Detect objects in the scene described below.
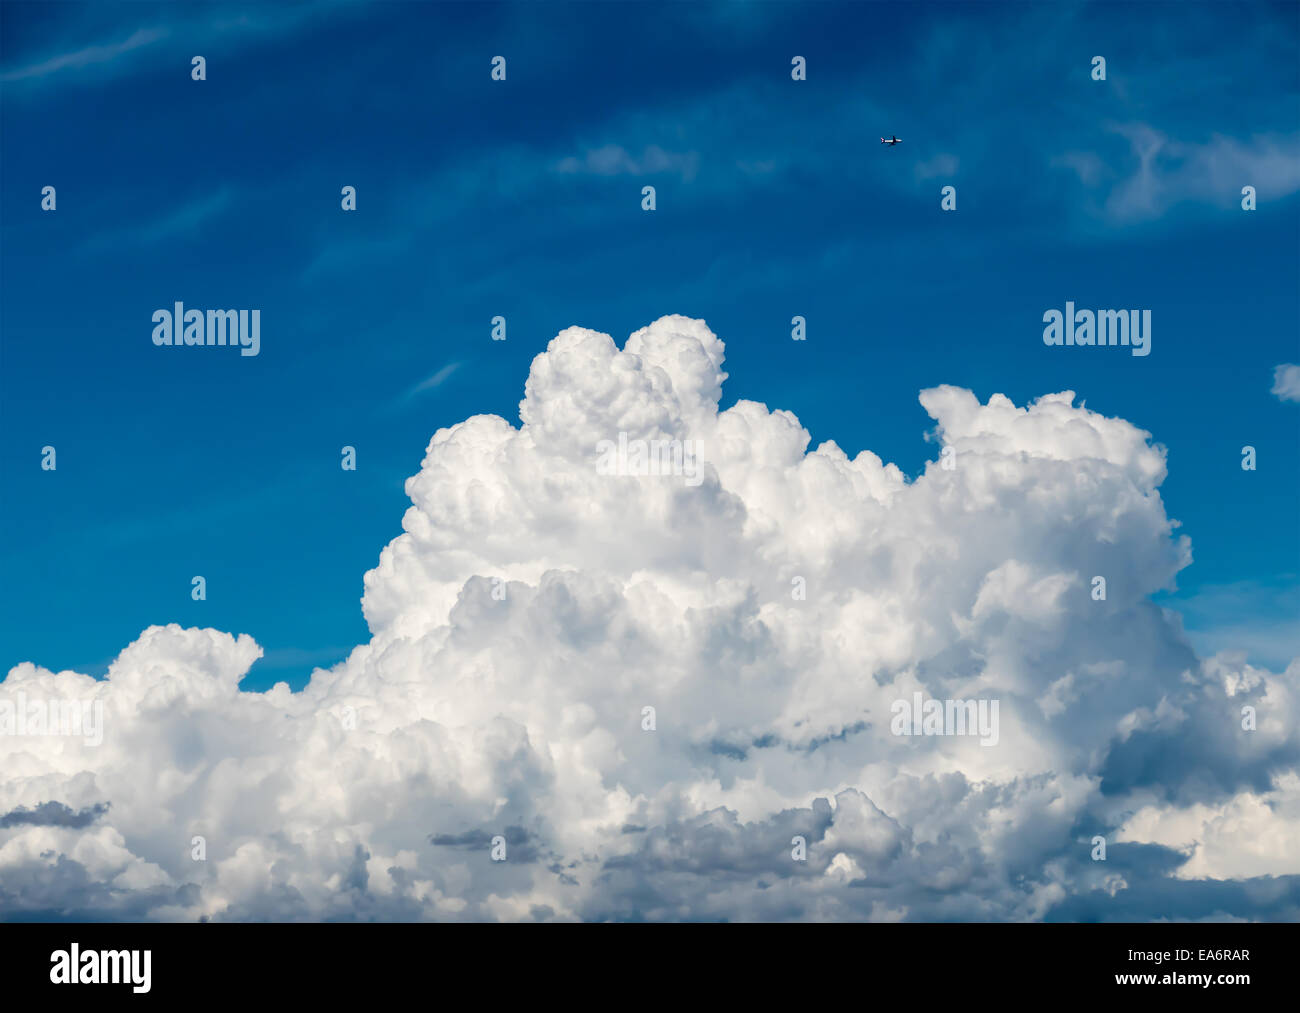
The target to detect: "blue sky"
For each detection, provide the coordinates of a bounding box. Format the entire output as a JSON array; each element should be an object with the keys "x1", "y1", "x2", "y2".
[{"x1": 2, "y1": 0, "x2": 1297, "y2": 691}]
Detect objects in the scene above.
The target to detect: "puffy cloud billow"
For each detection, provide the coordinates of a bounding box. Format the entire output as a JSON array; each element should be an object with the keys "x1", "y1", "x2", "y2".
[{"x1": 3, "y1": 316, "x2": 1298, "y2": 921}]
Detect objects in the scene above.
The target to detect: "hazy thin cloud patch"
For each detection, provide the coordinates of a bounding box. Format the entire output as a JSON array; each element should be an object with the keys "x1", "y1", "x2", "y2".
[
  {"x1": 556, "y1": 144, "x2": 700, "y2": 182},
  {"x1": 914, "y1": 153, "x2": 959, "y2": 182},
  {"x1": 1271, "y1": 364, "x2": 1300, "y2": 403}
]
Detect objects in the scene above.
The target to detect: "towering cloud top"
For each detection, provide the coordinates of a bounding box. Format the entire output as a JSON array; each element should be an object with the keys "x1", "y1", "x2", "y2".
[{"x1": 3, "y1": 317, "x2": 1297, "y2": 921}]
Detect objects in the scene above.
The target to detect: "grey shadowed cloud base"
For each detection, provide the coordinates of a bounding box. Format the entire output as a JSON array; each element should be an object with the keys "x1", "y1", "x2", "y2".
[{"x1": 2, "y1": 317, "x2": 1297, "y2": 921}]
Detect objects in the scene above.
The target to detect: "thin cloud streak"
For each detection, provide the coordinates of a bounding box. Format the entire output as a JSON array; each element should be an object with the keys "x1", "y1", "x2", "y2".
[{"x1": 0, "y1": 27, "x2": 168, "y2": 82}]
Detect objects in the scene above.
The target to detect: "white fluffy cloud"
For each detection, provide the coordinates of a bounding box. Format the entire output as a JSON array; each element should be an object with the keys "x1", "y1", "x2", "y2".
[{"x1": 3, "y1": 316, "x2": 1298, "y2": 921}]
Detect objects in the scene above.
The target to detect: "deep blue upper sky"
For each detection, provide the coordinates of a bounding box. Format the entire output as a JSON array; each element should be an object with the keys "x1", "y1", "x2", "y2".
[{"x1": 2, "y1": 0, "x2": 1297, "y2": 690}]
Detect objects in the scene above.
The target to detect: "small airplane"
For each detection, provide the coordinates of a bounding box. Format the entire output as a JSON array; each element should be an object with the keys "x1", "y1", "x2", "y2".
[{"x1": 880, "y1": 135, "x2": 901, "y2": 146}]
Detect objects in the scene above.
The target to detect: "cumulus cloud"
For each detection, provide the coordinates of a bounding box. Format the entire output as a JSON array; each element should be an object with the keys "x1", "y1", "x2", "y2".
[
  {"x1": 1116, "y1": 769, "x2": 1300, "y2": 880},
  {"x1": 3, "y1": 316, "x2": 1297, "y2": 921}
]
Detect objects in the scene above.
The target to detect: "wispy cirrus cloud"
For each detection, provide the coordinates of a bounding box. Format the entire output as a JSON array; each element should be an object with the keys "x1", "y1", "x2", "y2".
[
  {"x1": 1047, "y1": 124, "x2": 1300, "y2": 233},
  {"x1": 0, "y1": 26, "x2": 168, "y2": 83},
  {"x1": 83, "y1": 187, "x2": 237, "y2": 253},
  {"x1": 1102, "y1": 124, "x2": 1300, "y2": 223},
  {"x1": 1, "y1": 1, "x2": 361, "y2": 90},
  {"x1": 401, "y1": 362, "x2": 461, "y2": 404}
]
